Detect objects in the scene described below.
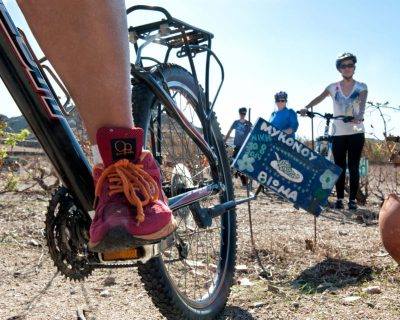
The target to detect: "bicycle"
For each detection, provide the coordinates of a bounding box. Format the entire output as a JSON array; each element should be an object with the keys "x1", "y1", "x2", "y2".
[
  {"x1": 298, "y1": 110, "x2": 354, "y2": 160},
  {"x1": 0, "y1": 4, "x2": 253, "y2": 319}
]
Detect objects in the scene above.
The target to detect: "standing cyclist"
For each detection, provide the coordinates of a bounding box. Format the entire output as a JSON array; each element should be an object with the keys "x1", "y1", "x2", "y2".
[
  {"x1": 300, "y1": 53, "x2": 368, "y2": 210},
  {"x1": 270, "y1": 91, "x2": 299, "y2": 137},
  {"x1": 225, "y1": 107, "x2": 253, "y2": 158},
  {"x1": 225, "y1": 107, "x2": 252, "y2": 186}
]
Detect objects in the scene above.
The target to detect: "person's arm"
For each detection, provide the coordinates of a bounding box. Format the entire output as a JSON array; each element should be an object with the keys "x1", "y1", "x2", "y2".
[
  {"x1": 305, "y1": 89, "x2": 330, "y2": 110},
  {"x1": 224, "y1": 122, "x2": 235, "y2": 143},
  {"x1": 354, "y1": 88, "x2": 368, "y2": 123},
  {"x1": 284, "y1": 110, "x2": 299, "y2": 134}
]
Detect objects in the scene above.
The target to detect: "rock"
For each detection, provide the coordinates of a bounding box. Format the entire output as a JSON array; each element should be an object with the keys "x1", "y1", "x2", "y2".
[
  {"x1": 13, "y1": 271, "x2": 21, "y2": 278},
  {"x1": 103, "y1": 276, "x2": 116, "y2": 287},
  {"x1": 27, "y1": 239, "x2": 40, "y2": 247},
  {"x1": 366, "y1": 302, "x2": 375, "y2": 308},
  {"x1": 362, "y1": 286, "x2": 382, "y2": 294},
  {"x1": 251, "y1": 301, "x2": 266, "y2": 308},
  {"x1": 70, "y1": 287, "x2": 76, "y2": 295},
  {"x1": 292, "y1": 302, "x2": 300, "y2": 309},
  {"x1": 99, "y1": 289, "x2": 111, "y2": 297},
  {"x1": 375, "y1": 251, "x2": 389, "y2": 257},
  {"x1": 237, "y1": 278, "x2": 253, "y2": 286},
  {"x1": 342, "y1": 296, "x2": 361, "y2": 304},
  {"x1": 316, "y1": 282, "x2": 333, "y2": 291},
  {"x1": 338, "y1": 230, "x2": 348, "y2": 236},
  {"x1": 235, "y1": 264, "x2": 248, "y2": 272},
  {"x1": 185, "y1": 260, "x2": 205, "y2": 268}
]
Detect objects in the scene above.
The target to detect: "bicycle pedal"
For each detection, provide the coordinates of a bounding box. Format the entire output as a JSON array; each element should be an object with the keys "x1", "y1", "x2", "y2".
[{"x1": 101, "y1": 247, "x2": 145, "y2": 261}]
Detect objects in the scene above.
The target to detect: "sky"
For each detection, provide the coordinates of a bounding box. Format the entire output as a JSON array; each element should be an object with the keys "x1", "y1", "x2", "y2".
[{"x1": 1, "y1": 0, "x2": 399, "y2": 139}]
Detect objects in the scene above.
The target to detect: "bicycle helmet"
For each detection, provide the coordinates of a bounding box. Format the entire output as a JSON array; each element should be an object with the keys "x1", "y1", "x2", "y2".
[
  {"x1": 238, "y1": 107, "x2": 247, "y2": 114},
  {"x1": 336, "y1": 53, "x2": 357, "y2": 70},
  {"x1": 274, "y1": 91, "x2": 288, "y2": 102}
]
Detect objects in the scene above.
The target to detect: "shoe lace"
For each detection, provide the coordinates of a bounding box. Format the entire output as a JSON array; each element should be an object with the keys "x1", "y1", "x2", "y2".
[{"x1": 95, "y1": 159, "x2": 159, "y2": 223}]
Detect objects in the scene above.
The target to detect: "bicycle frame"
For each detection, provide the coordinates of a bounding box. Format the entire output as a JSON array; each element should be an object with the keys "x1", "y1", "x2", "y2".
[
  {"x1": 0, "y1": 2, "x2": 93, "y2": 211},
  {"x1": 0, "y1": 2, "x2": 225, "y2": 214}
]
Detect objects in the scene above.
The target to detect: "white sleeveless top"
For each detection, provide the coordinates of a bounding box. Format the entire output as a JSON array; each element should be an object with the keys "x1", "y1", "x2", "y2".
[{"x1": 326, "y1": 81, "x2": 368, "y2": 136}]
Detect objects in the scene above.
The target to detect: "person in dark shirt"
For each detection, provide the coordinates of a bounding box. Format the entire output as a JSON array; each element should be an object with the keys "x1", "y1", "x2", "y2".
[
  {"x1": 225, "y1": 107, "x2": 253, "y2": 187},
  {"x1": 225, "y1": 107, "x2": 253, "y2": 158},
  {"x1": 270, "y1": 91, "x2": 299, "y2": 137}
]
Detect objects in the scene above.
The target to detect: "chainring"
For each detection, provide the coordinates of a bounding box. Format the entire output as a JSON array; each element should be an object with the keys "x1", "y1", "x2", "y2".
[{"x1": 45, "y1": 186, "x2": 96, "y2": 280}]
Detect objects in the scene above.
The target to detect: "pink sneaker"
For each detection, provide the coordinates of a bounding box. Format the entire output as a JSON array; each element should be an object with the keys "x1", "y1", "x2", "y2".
[{"x1": 88, "y1": 127, "x2": 176, "y2": 252}]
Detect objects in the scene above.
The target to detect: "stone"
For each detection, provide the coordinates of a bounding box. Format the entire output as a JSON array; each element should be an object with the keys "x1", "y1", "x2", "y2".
[
  {"x1": 362, "y1": 286, "x2": 382, "y2": 294},
  {"x1": 27, "y1": 239, "x2": 40, "y2": 247},
  {"x1": 103, "y1": 276, "x2": 116, "y2": 287},
  {"x1": 342, "y1": 296, "x2": 361, "y2": 304},
  {"x1": 99, "y1": 289, "x2": 111, "y2": 297},
  {"x1": 235, "y1": 264, "x2": 248, "y2": 272},
  {"x1": 237, "y1": 278, "x2": 253, "y2": 286},
  {"x1": 252, "y1": 301, "x2": 266, "y2": 308}
]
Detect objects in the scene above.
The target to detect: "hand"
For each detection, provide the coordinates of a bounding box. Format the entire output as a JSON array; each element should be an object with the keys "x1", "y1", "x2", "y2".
[
  {"x1": 284, "y1": 128, "x2": 293, "y2": 134},
  {"x1": 298, "y1": 108, "x2": 308, "y2": 116}
]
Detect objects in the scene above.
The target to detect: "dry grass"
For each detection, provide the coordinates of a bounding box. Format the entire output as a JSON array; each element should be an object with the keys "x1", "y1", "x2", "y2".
[{"x1": 0, "y1": 169, "x2": 399, "y2": 319}]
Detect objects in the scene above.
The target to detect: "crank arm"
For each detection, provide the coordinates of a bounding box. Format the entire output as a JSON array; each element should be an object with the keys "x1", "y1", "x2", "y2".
[{"x1": 191, "y1": 192, "x2": 259, "y2": 228}]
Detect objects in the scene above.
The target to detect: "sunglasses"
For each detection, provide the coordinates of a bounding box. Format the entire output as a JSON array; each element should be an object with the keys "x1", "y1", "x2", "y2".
[
  {"x1": 239, "y1": 112, "x2": 246, "y2": 115},
  {"x1": 339, "y1": 63, "x2": 355, "y2": 69},
  {"x1": 276, "y1": 100, "x2": 286, "y2": 103}
]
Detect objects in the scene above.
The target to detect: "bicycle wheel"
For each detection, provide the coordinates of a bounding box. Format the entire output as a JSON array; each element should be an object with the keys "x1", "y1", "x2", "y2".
[{"x1": 132, "y1": 64, "x2": 237, "y2": 319}]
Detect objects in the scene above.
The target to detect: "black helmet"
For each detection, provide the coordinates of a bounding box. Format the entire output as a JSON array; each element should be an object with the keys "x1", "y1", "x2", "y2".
[
  {"x1": 336, "y1": 53, "x2": 357, "y2": 70},
  {"x1": 238, "y1": 107, "x2": 247, "y2": 114},
  {"x1": 274, "y1": 91, "x2": 288, "y2": 102}
]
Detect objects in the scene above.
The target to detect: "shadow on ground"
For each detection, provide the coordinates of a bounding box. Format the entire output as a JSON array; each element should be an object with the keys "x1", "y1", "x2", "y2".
[
  {"x1": 292, "y1": 258, "x2": 373, "y2": 294},
  {"x1": 223, "y1": 306, "x2": 255, "y2": 320},
  {"x1": 323, "y1": 206, "x2": 379, "y2": 225}
]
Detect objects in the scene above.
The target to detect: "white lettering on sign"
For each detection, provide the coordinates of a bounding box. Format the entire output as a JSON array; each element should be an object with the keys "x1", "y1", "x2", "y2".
[
  {"x1": 257, "y1": 170, "x2": 298, "y2": 202},
  {"x1": 260, "y1": 121, "x2": 317, "y2": 162}
]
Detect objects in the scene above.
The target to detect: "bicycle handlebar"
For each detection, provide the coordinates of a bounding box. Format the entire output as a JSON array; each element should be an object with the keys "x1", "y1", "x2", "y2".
[{"x1": 296, "y1": 110, "x2": 355, "y2": 123}]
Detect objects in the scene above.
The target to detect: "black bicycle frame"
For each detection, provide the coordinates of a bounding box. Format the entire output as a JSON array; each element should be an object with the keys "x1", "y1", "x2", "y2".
[
  {"x1": 0, "y1": 2, "x2": 93, "y2": 211},
  {"x1": 0, "y1": 2, "x2": 223, "y2": 213}
]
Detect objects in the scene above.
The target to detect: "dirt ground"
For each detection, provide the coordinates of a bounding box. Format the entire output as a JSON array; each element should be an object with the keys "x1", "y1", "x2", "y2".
[{"x1": 0, "y1": 181, "x2": 399, "y2": 320}]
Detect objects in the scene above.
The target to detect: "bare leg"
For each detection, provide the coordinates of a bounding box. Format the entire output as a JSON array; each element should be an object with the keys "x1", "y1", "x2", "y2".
[
  {"x1": 17, "y1": 0, "x2": 133, "y2": 143},
  {"x1": 17, "y1": 1, "x2": 176, "y2": 251}
]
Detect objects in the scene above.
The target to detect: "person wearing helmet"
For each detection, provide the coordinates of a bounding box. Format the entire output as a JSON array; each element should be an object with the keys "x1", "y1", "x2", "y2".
[
  {"x1": 225, "y1": 107, "x2": 252, "y2": 186},
  {"x1": 300, "y1": 53, "x2": 368, "y2": 210},
  {"x1": 270, "y1": 91, "x2": 299, "y2": 137}
]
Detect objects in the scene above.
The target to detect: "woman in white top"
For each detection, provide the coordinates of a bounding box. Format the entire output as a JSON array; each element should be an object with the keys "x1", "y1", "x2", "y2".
[{"x1": 301, "y1": 53, "x2": 367, "y2": 210}]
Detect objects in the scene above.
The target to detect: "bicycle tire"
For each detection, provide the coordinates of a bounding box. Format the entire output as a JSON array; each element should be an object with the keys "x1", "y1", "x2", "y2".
[{"x1": 132, "y1": 64, "x2": 237, "y2": 320}]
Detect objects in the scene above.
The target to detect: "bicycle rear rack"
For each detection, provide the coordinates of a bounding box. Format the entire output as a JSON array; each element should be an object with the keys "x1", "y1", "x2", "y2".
[{"x1": 127, "y1": 5, "x2": 224, "y2": 117}]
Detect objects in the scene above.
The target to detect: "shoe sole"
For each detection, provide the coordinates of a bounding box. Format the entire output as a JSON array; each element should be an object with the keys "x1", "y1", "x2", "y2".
[{"x1": 88, "y1": 218, "x2": 177, "y2": 253}]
